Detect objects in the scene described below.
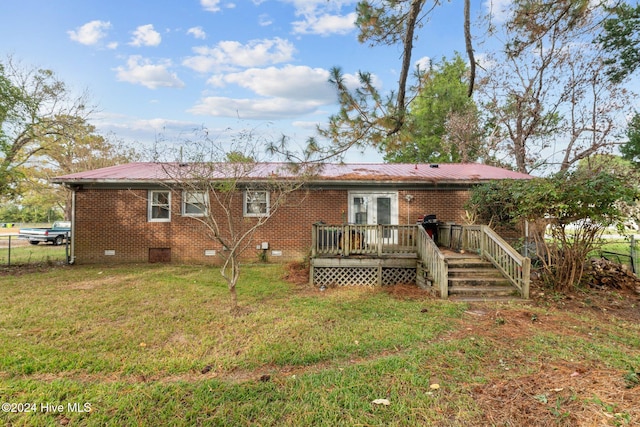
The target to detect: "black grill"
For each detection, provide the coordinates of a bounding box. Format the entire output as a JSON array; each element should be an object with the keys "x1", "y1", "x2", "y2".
[{"x1": 419, "y1": 214, "x2": 439, "y2": 240}]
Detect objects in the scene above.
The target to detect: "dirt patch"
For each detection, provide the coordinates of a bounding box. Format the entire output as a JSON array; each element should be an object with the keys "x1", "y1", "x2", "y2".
[
  {"x1": 453, "y1": 280, "x2": 640, "y2": 426},
  {"x1": 471, "y1": 361, "x2": 640, "y2": 426},
  {"x1": 533, "y1": 278, "x2": 640, "y2": 323},
  {"x1": 283, "y1": 261, "x2": 309, "y2": 285}
]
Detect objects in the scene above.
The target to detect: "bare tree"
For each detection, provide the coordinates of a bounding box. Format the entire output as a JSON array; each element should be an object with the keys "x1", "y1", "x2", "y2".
[
  {"x1": 443, "y1": 109, "x2": 484, "y2": 163},
  {"x1": 157, "y1": 131, "x2": 317, "y2": 310},
  {"x1": 556, "y1": 54, "x2": 629, "y2": 171},
  {"x1": 479, "y1": 3, "x2": 633, "y2": 174},
  {"x1": 478, "y1": 28, "x2": 568, "y2": 173}
]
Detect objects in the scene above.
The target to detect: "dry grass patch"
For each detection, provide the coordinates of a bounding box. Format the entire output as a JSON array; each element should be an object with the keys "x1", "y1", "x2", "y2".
[{"x1": 444, "y1": 282, "x2": 640, "y2": 427}]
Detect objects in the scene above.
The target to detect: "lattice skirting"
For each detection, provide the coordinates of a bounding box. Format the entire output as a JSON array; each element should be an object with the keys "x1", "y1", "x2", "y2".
[{"x1": 313, "y1": 267, "x2": 416, "y2": 287}]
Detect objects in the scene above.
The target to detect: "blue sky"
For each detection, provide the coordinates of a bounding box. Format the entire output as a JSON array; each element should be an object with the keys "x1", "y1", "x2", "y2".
[{"x1": 0, "y1": 0, "x2": 487, "y2": 162}]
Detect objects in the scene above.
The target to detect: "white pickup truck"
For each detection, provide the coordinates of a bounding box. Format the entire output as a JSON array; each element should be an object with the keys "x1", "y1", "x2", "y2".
[{"x1": 18, "y1": 221, "x2": 71, "y2": 245}]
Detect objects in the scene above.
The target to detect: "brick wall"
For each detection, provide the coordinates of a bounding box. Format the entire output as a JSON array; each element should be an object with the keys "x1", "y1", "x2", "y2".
[
  {"x1": 397, "y1": 189, "x2": 471, "y2": 225},
  {"x1": 72, "y1": 186, "x2": 471, "y2": 264}
]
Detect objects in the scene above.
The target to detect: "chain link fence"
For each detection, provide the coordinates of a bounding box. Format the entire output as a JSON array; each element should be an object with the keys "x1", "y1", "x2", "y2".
[
  {"x1": 0, "y1": 226, "x2": 70, "y2": 267},
  {"x1": 597, "y1": 235, "x2": 638, "y2": 277}
]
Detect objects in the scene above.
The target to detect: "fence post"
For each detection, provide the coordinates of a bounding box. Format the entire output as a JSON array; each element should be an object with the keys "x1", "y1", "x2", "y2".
[
  {"x1": 462, "y1": 227, "x2": 468, "y2": 251},
  {"x1": 8, "y1": 235, "x2": 11, "y2": 267},
  {"x1": 521, "y1": 257, "x2": 531, "y2": 299},
  {"x1": 479, "y1": 225, "x2": 487, "y2": 257},
  {"x1": 632, "y1": 235, "x2": 637, "y2": 276},
  {"x1": 440, "y1": 262, "x2": 448, "y2": 298},
  {"x1": 343, "y1": 225, "x2": 350, "y2": 257},
  {"x1": 311, "y1": 224, "x2": 318, "y2": 258},
  {"x1": 65, "y1": 232, "x2": 70, "y2": 264}
]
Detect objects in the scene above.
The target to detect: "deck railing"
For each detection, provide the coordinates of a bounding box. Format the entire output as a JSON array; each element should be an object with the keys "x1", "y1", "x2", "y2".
[
  {"x1": 439, "y1": 224, "x2": 530, "y2": 298},
  {"x1": 311, "y1": 223, "x2": 530, "y2": 299},
  {"x1": 311, "y1": 223, "x2": 418, "y2": 257},
  {"x1": 415, "y1": 227, "x2": 448, "y2": 297}
]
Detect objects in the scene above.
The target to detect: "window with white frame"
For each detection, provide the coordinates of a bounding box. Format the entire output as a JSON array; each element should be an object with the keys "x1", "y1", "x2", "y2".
[
  {"x1": 244, "y1": 190, "x2": 269, "y2": 217},
  {"x1": 148, "y1": 190, "x2": 171, "y2": 222},
  {"x1": 182, "y1": 191, "x2": 208, "y2": 217}
]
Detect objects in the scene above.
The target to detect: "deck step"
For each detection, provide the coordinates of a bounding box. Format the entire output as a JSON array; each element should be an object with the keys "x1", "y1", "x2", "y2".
[
  {"x1": 448, "y1": 276, "x2": 511, "y2": 287},
  {"x1": 449, "y1": 295, "x2": 530, "y2": 303},
  {"x1": 448, "y1": 268, "x2": 504, "y2": 278},
  {"x1": 448, "y1": 285, "x2": 520, "y2": 297},
  {"x1": 447, "y1": 259, "x2": 494, "y2": 269},
  {"x1": 445, "y1": 253, "x2": 523, "y2": 300}
]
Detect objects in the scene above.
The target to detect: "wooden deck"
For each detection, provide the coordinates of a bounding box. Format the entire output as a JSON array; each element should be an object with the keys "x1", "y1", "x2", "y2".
[{"x1": 310, "y1": 223, "x2": 531, "y2": 299}]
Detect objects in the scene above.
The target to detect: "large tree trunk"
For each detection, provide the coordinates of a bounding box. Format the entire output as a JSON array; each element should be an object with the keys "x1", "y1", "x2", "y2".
[{"x1": 464, "y1": 0, "x2": 475, "y2": 97}]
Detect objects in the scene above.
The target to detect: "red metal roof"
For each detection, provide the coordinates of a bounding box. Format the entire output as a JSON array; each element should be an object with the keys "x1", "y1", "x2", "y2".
[
  {"x1": 52, "y1": 162, "x2": 533, "y2": 184},
  {"x1": 317, "y1": 163, "x2": 532, "y2": 181}
]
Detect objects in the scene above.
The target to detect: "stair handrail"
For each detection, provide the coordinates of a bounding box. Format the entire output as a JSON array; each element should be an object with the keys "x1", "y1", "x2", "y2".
[
  {"x1": 464, "y1": 225, "x2": 530, "y2": 299},
  {"x1": 416, "y1": 227, "x2": 448, "y2": 298}
]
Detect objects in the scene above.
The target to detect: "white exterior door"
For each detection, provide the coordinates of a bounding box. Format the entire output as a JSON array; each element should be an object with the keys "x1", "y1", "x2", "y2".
[{"x1": 348, "y1": 192, "x2": 398, "y2": 243}]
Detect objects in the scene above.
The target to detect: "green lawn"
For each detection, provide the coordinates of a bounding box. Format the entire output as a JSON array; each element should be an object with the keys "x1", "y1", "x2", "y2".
[
  {"x1": 0, "y1": 264, "x2": 638, "y2": 426},
  {"x1": 0, "y1": 242, "x2": 68, "y2": 267}
]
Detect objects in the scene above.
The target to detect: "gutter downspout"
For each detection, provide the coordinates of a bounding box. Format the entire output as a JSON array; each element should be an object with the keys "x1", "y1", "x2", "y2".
[{"x1": 69, "y1": 188, "x2": 76, "y2": 264}]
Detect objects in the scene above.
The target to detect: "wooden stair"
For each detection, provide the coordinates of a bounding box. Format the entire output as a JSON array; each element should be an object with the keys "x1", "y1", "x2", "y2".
[{"x1": 446, "y1": 253, "x2": 524, "y2": 302}]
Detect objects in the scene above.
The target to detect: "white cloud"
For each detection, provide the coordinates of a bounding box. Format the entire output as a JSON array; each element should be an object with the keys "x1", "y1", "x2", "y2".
[
  {"x1": 68, "y1": 20, "x2": 112, "y2": 46},
  {"x1": 90, "y1": 112, "x2": 200, "y2": 154},
  {"x1": 94, "y1": 112, "x2": 193, "y2": 132},
  {"x1": 283, "y1": 0, "x2": 355, "y2": 16},
  {"x1": 292, "y1": 12, "x2": 356, "y2": 35},
  {"x1": 258, "y1": 14, "x2": 273, "y2": 27},
  {"x1": 292, "y1": 120, "x2": 322, "y2": 130},
  {"x1": 183, "y1": 56, "x2": 220, "y2": 75},
  {"x1": 341, "y1": 71, "x2": 383, "y2": 92},
  {"x1": 201, "y1": 0, "x2": 235, "y2": 12},
  {"x1": 414, "y1": 56, "x2": 431, "y2": 72},
  {"x1": 129, "y1": 24, "x2": 162, "y2": 47},
  {"x1": 475, "y1": 53, "x2": 497, "y2": 71},
  {"x1": 187, "y1": 26, "x2": 206, "y2": 39},
  {"x1": 115, "y1": 56, "x2": 185, "y2": 89},
  {"x1": 183, "y1": 37, "x2": 296, "y2": 72},
  {"x1": 212, "y1": 65, "x2": 335, "y2": 102},
  {"x1": 201, "y1": 0, "x2": 220, "y2": 12},
  {"x1": 483, "y1": 0, "x2": 513, "y2": 24},
  {"x1": 280, "y1": 0, "x2": 357, "y2": 35},
  {"x1": 189, "y1": 65, "x2": 340, "y2": 120},
  {"x1": 188, "y1": 96, "x2": 326, "y2": 120},
  {"x1": 129, "y1": 118, "x2": 195, "y2": 132},
  {"x1": 200, "y1": 0, "x2": 236, "y2": 12}
]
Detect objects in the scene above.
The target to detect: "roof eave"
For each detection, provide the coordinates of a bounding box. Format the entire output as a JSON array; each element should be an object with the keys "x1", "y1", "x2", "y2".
[{"x1": 51, "y1": 177, "x2": 529, "y2": 187}]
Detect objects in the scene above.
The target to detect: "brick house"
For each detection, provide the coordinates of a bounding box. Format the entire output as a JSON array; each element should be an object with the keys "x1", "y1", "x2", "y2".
[{"x1": 52, "y1": 162, "x2": 532, "y2": 265}]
